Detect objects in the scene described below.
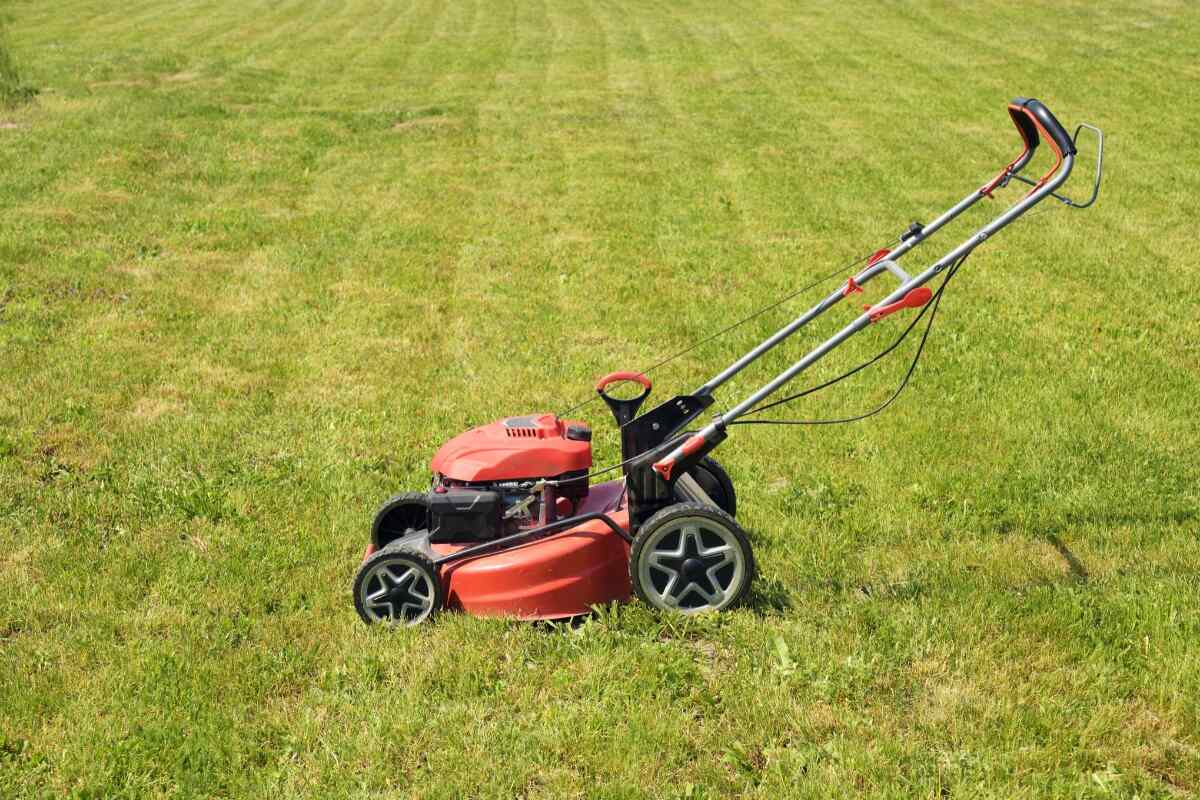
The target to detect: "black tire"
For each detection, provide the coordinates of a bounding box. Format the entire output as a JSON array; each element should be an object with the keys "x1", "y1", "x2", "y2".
[
  {"x1": 630, "y1": 502, "x2": 754, "y2": 614},
  {"x1": 681, "y1": 455, "x2": 737, "y2": 517},
  {"x1": 353, "y1": 541, "x2": 444, "y2": 625},
  {"x1": 371, "y1": 492, "x2": 429, "y2": 548}
]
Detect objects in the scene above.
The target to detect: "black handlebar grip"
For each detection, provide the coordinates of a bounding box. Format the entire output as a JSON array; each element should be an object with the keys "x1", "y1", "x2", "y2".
[
  {"x1": 1011, "y1": 97, "x2": 1077, "y2": 157},
  {"x1": 1007, "y1": 101, "x2": 1040, "y2": 153}
]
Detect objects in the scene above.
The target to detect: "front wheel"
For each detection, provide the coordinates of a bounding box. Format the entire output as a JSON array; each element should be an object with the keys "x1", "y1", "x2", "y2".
[
  {"x1": 353, "y1": 541, "x2": 443, "y2": 625},
  {"x1": 630, "y1": 502, "x2": 754, "y2": 614}
]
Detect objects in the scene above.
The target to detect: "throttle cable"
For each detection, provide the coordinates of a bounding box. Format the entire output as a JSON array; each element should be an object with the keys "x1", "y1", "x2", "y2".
[
  {"x1": 729, "y1": 248, "x2": 974, "y2": 426},
  {"x1": 547, "y1": 248, "x2": 973, "y2": 484},
  {"x1": 557, "y1": 244, "x2": 895, "y2": 417}
]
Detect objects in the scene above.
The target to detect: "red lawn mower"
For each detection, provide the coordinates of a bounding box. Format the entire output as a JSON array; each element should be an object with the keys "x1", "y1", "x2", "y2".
[{"x1": 353, "y1": 97, "x2": 1103, "y2": 625}]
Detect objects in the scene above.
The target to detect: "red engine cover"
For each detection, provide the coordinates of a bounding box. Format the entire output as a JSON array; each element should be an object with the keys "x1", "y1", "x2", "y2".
[{"x1": 431, "y1": 413, "x2": 592, "y2": 482}]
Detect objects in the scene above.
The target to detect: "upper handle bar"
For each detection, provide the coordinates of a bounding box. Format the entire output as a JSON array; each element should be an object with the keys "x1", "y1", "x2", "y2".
[
  {"x1": 986, "y1": 97, "x2": 1093, "y2": 201},
  {"x1": 1009, "y1": 123, "x2": 1104, "y2": 209},
  {"x1": 1008, "y1": 97, "x2": 1077, "y2": 158}
]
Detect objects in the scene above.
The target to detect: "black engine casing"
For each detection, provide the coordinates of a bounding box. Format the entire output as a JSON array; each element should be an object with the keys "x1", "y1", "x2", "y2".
[{"x1": 429, "y1": 490, "x2": 503, "y2": 542}]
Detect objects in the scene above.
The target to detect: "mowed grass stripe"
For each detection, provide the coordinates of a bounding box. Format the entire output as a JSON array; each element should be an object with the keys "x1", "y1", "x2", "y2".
[{"x1": 2, "y1": 0, "x2": 1199, "y2": 797}]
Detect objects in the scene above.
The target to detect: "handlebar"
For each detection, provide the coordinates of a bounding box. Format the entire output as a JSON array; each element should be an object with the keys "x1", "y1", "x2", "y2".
[
  {"x1": 983, "y1": 96, "x2": 1081, "y2": 198},
  {"x1": 1008, "y1": 97, "x2": 1077, "y2": 158}
]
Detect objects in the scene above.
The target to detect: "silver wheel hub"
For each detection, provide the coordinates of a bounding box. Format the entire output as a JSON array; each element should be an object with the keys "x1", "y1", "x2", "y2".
[
  {"x1": 360, "y1": 558, "x2": 436, "y2": 625},
  {"x1": 637, "y1": 515, "x2": 745, "y2": 613}
]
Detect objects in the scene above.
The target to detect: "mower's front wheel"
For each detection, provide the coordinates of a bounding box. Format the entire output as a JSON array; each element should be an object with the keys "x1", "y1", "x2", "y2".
[
  {"x1": 353, "y1": 541, "x2": 443, "y2": 626},
  {"x1": 630, "y1": 502, "x2": 754, "y2": 615}
]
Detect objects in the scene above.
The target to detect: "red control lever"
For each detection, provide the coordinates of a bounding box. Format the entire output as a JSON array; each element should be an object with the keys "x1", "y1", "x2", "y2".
[
  {"x1": 842, "y1": 249, "x2": 892, "y2": 298},
  {"x1": 651, "y1": 459, "x2": 675, "y2": 481},
  {"x1": 865, "y1": 287, "x2": 932, "y2": 323},
  {"x1": 866, "y1": 248, "x2": 892, "y2": 266}
]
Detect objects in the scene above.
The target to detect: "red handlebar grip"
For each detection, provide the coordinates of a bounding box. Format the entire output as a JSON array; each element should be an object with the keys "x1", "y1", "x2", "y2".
[
  {"x1": 595, "y1": 371, "x2": 652, "y2": 393},
  {"x1": 679, "y1": 433, "x2": 707, "y2": 458},
  {"x1": 651, "y1": 434, "x2": 706, "y2": 482}
]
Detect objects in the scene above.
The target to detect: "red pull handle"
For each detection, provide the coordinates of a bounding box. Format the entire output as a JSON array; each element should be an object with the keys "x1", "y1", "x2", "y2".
[
  {"x1": 595, "y1": 371, "x2": 652, "y2": 393},
  {"x1": 865, "y1": 287, "x2": 932, "y2": 323}
]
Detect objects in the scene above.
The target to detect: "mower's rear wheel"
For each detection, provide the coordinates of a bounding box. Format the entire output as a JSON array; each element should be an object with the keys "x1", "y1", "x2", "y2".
[
  {"x1": 681, "y1": 456, "x2": 737, "y2": 517},
  {"x1": 371, "y1": 492, "x2": 429, "y2": 548},
  {"x1": 630, "y1": 502, "x2": 754, "y2": 614},
  {"x1": 353, "y1": 541, "x2": 443, "y2": 625}
]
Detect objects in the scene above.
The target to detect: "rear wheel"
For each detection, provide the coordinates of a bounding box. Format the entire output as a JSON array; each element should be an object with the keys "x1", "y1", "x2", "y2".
[
  {"x1": 630, "y1": 502, "x2": 754, "y2": 614},
  {"x1": 371, "y1": 492, "x2": 429, "y2": 548},
  {"x1": 353, "y1": 541, "x2": 443, "y2": 625},
  {"x1": 681, "y1": 456, "x2": 737, "y2": 517}
]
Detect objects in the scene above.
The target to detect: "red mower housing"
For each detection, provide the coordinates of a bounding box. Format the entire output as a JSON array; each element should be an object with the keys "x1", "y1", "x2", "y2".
[
  {"x1": 437, "y1": 480, "x2": 631, "y2": 619},
  {"x1": 430, "y1": 418, "x2": 625, "y2": 619},
  {"x1": 358, "y1": 413, "x2": 634, "y2": 622}
]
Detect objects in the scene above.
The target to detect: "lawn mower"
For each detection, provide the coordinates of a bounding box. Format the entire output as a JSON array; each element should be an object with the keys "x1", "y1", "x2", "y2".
[{"x1": 353, "y1": 97, "x2": 1104, "y2": 625}]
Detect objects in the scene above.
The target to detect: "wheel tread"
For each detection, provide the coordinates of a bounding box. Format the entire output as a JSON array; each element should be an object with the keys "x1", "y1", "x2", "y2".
[
  {"x1": 630, "y1": 502, "x2": 755, "y2": 613},
  {"x1": 353, "y1": 540, "x2": 444, "y2": 625}
]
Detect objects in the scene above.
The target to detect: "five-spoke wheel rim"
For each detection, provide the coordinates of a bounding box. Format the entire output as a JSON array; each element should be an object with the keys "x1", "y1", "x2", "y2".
[
  {"x1": 359, "y1": 558, "x2": 437, "y2": 625},
  {"x1": 636, "y1": 515, "x2": 746, "y2": 613}
]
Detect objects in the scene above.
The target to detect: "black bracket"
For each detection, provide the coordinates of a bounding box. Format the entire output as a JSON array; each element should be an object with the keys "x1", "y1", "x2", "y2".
[{"x1": 900, "y1": 221, "x2": 925, "y2": 242}]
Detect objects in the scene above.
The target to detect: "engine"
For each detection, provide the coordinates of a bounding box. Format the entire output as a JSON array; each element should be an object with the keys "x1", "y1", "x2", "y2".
[{"x1": 373, "y1": 414, "x2": 594, "y2": 547}]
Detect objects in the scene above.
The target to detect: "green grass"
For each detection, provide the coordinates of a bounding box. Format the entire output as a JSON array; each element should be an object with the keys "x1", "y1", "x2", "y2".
[
  {"x1": 0, "y1": 15, "x2": 34, "y2": 109},
  {"x1": 2, "y1": 0, "x2": 1198, "y2": 797}
]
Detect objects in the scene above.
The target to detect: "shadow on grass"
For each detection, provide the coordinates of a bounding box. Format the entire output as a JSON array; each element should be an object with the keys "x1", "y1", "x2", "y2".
[
  {"x1": 1046, "y1": 532, "x2": 1089, "y2": 582},
  {"x1": 1038, "y1": 507, "x2": 1197, "y2": 584},
  {"x1": 524, "y1": 577, "x2": 793, "y2": 632},
  {"x1": 744, "y1": 575, "x2": 793, "y2": 615},
  {"x1": 1, "y1": 28, "x2": 38, "y2": 109}
]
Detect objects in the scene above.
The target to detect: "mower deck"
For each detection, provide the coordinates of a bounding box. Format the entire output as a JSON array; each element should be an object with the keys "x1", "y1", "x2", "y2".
[{"x1": 437, "y1": 480, "x2": 630, "y2": 619}]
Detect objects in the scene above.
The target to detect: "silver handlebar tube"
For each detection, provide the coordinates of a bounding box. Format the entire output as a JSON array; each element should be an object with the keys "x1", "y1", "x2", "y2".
[
  {"x1": 714, "y1": 151, "x2": 1075, "y2": 426},
  {"x1": 695, "y1": 148, "x2": 1037, "y2": 397}
]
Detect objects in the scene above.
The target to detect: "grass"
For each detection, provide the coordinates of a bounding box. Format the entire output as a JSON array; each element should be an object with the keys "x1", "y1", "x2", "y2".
[
  {"x1": 0, "y1": 17, "x2": 34, "y2": 109},
  {"x1": 1, "y1": 0, "x2": 1198, "y2": 797}
]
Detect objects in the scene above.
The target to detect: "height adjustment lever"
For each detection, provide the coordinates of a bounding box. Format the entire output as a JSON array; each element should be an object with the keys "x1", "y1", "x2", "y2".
[{"x1": 865, "y1": 287, "x2": 932, "y2": 323}]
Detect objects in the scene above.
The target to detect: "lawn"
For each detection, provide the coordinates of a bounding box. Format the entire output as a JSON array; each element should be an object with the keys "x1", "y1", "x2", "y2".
[{"x1": 2, "y1": 0, "x2": 1198, "y2": 797}]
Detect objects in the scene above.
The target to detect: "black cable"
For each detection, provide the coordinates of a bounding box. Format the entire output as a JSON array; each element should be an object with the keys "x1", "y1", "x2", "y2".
[
  {"x1": 739, "y1": 283, "x2": 936, "y2": 417},
  {"x1": 729, "y1": 248, "x2": 973, "y2": 427},
  {"x1": 557, "y1": 251, "x2": 971, "y2": 482},
  {"x1": 542, "y1": 452, "x2": 648, "y2": 486},
  {"x1": 557, "y1": 245, "x2": 893, "y2": 417}
]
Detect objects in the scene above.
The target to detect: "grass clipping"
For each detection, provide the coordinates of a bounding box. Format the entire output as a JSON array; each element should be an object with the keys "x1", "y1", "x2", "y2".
[{"x1": 0, "y1": 23, "x2": 36, "y2": 108}]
